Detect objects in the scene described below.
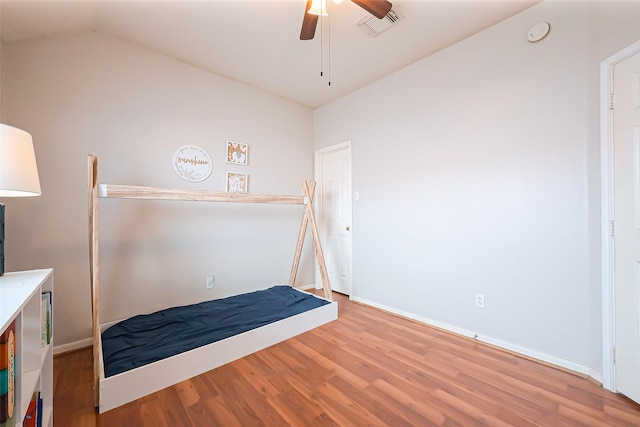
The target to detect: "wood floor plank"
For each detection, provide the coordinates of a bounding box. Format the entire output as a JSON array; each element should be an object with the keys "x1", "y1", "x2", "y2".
[
  {"x1": 326, "y1": 374, "x2": 417, "y2": 427},
  {"x1": 174, "y1": 379, "x2": 201, "y2": 408},
  {"x1": 210, "y1": 365, "x2": 267, "y2": 426},
  {"x1": 437, "y1": 380, "x2": 539, "y2": 427},
  {"x1": 455, "y1": 371, "x2": 560, "y2": 424},
  {"x1": 370, "y1": 378, "x2": 447, "y2": 425},
  {"x1": 288, "y1": 340, "x2": 370, "y2": 389},
  {"x1": 430, "y1": 387, "x2": 515, "y2": 427},
  {"x1": 313, "y1": 378, "x2": 388, "y2": 426},
  {"x1": 232, "y1": 355, "x2": 282, "y2": 399},
  {"x1": 605, "y1": 401, "x2": 640, "y2": 425},
  {"x1": 201, "y1": 395, "x2": 242, "y2": 427},
  {"x1": 181, "y1": 399, "x2": 221, "y2": 426},
  {"x1": 268, "y1": 384, "x2": 325, "y2": 426},
  {"x1": 53, "y1": 291, "x2": 640, "y2": 426},
  {"x1": 227, "y1": 371, "x2": 290, "y2": 426}
]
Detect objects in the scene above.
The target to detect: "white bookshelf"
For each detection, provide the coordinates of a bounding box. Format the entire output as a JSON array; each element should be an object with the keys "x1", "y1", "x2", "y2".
[{"x1": 0, "y1": 269, "x2": 53, "y2": 427}]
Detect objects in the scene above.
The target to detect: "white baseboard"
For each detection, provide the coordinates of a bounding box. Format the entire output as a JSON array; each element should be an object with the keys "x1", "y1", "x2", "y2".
[
  {"x1": 588, "y1": 367, "x2": 603, "y2": 385},
  {"x1": 54, "y1": 337, "x2": 92, "y2": 355},
  {"x1": 351, "y1": 296, "x2": 601, "y2": 382}
]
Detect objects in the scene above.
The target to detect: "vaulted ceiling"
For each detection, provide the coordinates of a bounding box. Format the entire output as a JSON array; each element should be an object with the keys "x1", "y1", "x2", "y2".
[{"x1": 1, "y1": 0, "x2": 540, "y2": 108}]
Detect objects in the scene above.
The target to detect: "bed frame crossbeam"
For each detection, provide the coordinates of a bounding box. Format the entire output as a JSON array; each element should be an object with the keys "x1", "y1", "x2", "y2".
[
  {"x1": 98, "y1": 184, "x2": 306, "y2": 204},
  {"x1": 87, "y1": 155, "x2": 333, "y2": 409}
]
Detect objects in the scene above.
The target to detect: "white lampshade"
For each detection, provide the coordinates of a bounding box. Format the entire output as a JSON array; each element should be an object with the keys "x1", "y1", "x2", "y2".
[{"x1": 0, "y1": 124, "x2": 41, "y2": 197}]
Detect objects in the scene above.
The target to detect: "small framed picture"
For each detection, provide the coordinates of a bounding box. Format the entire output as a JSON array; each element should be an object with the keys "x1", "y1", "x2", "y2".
[
  {"x1": 226, "y1": 141, "x2": 248, "y2": 165},
  {"x1": 226, "y1": 172, "x2": 248, "y2": 193}
]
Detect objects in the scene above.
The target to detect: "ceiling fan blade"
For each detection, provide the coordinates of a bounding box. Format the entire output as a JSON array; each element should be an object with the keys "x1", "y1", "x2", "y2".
[
  {"x1": 351, "y1": 0, "x2": 392, "y2": 19},
  {"x1": 300, "y1": 0, "x2": 319, "y2": 40}
]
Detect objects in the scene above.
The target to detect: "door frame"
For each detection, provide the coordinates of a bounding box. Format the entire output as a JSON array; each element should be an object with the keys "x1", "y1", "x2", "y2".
[
  {"x1": 314, "y1": 141, "x2": 353, "y2": 297},
  {"x1": 600, "y1": 39, "x2": 640, "y2": 392}
]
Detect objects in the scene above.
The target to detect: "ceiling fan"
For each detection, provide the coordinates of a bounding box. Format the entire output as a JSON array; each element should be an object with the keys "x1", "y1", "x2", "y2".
[{"x1": 300, "y1": 0, "x2": 393, "y2": 40}]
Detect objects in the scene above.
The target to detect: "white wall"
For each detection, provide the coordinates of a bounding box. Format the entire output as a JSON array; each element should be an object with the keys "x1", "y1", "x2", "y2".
[
  {"x1": 0, "y1": 2, "x2": 3, "y2": 120},
  {"x1": 315, "y1": 0, "x2": 640, "y2": 373},
  {"x1": 2, "y1": 31, "x2": 315, "y2": 345}
]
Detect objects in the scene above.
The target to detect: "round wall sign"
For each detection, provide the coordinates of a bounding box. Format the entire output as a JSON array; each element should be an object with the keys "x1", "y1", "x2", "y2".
[{"x1": 172, "y1": 145, "x2": 213, "y2": 182}]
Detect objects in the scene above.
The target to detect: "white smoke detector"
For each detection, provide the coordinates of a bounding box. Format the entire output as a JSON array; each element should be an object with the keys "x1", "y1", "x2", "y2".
[{"x1": 527, "y1": 22, "x2": 550, "y2": 42}]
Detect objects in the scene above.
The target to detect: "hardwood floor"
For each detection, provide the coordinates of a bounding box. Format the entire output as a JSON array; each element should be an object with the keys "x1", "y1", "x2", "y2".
[{"x1": 54, "y1": 292, "x2": 640, "y2": 426}]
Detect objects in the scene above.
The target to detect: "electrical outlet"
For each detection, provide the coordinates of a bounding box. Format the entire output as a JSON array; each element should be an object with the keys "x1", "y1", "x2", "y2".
[
  {"x1": 475, "y1": 293, "x2": 485, "y2": 308},
  {"x1": 206, "y1": 275, "x2": 215, "y2": 289}
]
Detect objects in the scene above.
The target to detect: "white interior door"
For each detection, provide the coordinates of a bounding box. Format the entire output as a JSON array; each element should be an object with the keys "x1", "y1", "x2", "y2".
[
  {"x1": 613, "y1": 50, "x2": 640, "y2": 404},
  {"x1": 316, "y1": 142, "x2": 352, "y2": 296}
]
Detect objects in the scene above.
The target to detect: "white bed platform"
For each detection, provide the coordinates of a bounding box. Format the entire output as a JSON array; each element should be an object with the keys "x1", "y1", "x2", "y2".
[
  {"x1": 88, "y1": 155, "x2": 337, "y2": 413},
  {"x1": 97, "y1": 290, "x2": 337, "y2": 413}
]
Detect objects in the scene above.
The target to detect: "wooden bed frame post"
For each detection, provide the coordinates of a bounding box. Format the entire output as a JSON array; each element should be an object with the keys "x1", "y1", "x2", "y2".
[
  {"x1": 288, "y1": 180, "x2": 332, "y2": 301},
  {"x1": 288, "y1": 181, "x2": 313, "y2": 287},
  {"x1": 88, "y1": 155, "x2": 103, "y2": 407},
  {"x1": 305, "y1": 181, "x2": 332, "y2": 300}
]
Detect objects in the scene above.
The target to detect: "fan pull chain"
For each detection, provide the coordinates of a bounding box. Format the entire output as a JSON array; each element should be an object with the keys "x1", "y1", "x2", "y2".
[
  {"x1": 328, "y1": 13, "x2": 331, "y2": 86},
  {"x1": 317, "y1": 3, "x2": 331, "y2": 86},
  {"x1": 320, "y1": 13, "x2": 323, "y2": 77}
]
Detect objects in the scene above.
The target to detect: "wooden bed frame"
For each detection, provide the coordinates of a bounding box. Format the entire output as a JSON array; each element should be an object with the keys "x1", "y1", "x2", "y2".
[{"x1": 88, "y1": 155, "x2": 337, "y2": 413}]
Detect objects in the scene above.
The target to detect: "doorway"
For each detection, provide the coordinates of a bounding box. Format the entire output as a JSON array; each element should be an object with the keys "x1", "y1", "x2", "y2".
[
  {"x1": 315, "y1": 142, "x2": 353, "y2": 296},
  {"x1": 602, "y1": 39, "x2": 640, "y2": 404}
]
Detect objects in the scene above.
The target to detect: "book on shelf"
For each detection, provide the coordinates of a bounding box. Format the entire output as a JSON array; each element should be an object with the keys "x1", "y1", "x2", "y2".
[
  {"x1": 36, "y1": 395, "x2": 43, "y2": 427},
  {"x1": 0, "y1": 320, "x2": 16, "y2": 427},
  {"x1": 23, "y1": 393, "x2": 37, "y2": 427},
  {"x1": 41, "y1": 292, "x2": 52, "y2": 347},
  {"x1": 22, "y1": 391, "x2": 42, "y2": 427}
]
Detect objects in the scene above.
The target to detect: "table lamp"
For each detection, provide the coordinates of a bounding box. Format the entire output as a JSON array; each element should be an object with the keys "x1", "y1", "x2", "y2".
[{"x1": 0, "y1": 124, "x2": 42, "y2": 276}]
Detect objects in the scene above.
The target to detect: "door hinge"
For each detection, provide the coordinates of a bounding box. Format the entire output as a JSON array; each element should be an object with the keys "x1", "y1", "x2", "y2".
[
  {"x1": 610, "y1": 220, "x2": 615, "y2": 237},
  {"x1": 612, "y1": 346, "x2": 616, "y2": 363},
  {"x1": 609, "y1": 93, "x2": 615, "y2": 110}
]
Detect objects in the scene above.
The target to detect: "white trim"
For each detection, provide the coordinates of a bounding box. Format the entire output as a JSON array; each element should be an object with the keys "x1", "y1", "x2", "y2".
[
  {"x1": 352, "y1": 296, "x2": 592, "y2": 378},
  {"x1": 297, "y1": 283, "x2": 317, "y2": 291},
  {"x1": 600, "y1": 39, "x2": 640, "y2": 392},
  {"x1": 53, "y1": 337, "x2": 92, "y2": 355},
  {"x1": 601, "y1": 52, "x2": 616, "y2": 392},
  {"x1": 589, "y1": 367, "x2": 604, "y2": 386},
  {"x1": 314, "y1": 141, "x2": 353, "y2": 297}
]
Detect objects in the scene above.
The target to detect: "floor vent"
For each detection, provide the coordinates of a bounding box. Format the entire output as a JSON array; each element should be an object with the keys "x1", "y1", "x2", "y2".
[{"x1": 356, "y1": 9, "x2": 403, "y2": 37}]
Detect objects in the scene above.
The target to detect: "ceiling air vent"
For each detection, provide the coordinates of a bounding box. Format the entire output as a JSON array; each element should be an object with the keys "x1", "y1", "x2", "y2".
[{"x1": 356, "y1": 9, "x2": 403, "y2": 37}]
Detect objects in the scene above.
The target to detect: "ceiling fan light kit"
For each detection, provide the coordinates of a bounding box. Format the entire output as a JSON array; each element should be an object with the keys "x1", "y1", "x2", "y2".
[
  {"x1": 308, "y1": 0, "x2": 347, "y2": 16},
  {"x1": 300, "y1": 0, "x2": 393, "y2": 40},
  {"x1": 308, "y1": 0, "x2": 328, "y2": 16}
]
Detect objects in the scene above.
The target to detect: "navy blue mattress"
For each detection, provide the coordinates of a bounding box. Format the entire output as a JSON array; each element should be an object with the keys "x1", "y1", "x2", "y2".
[{"x1": 101, "y1": 285, "x2": 330, "y2": 377}]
